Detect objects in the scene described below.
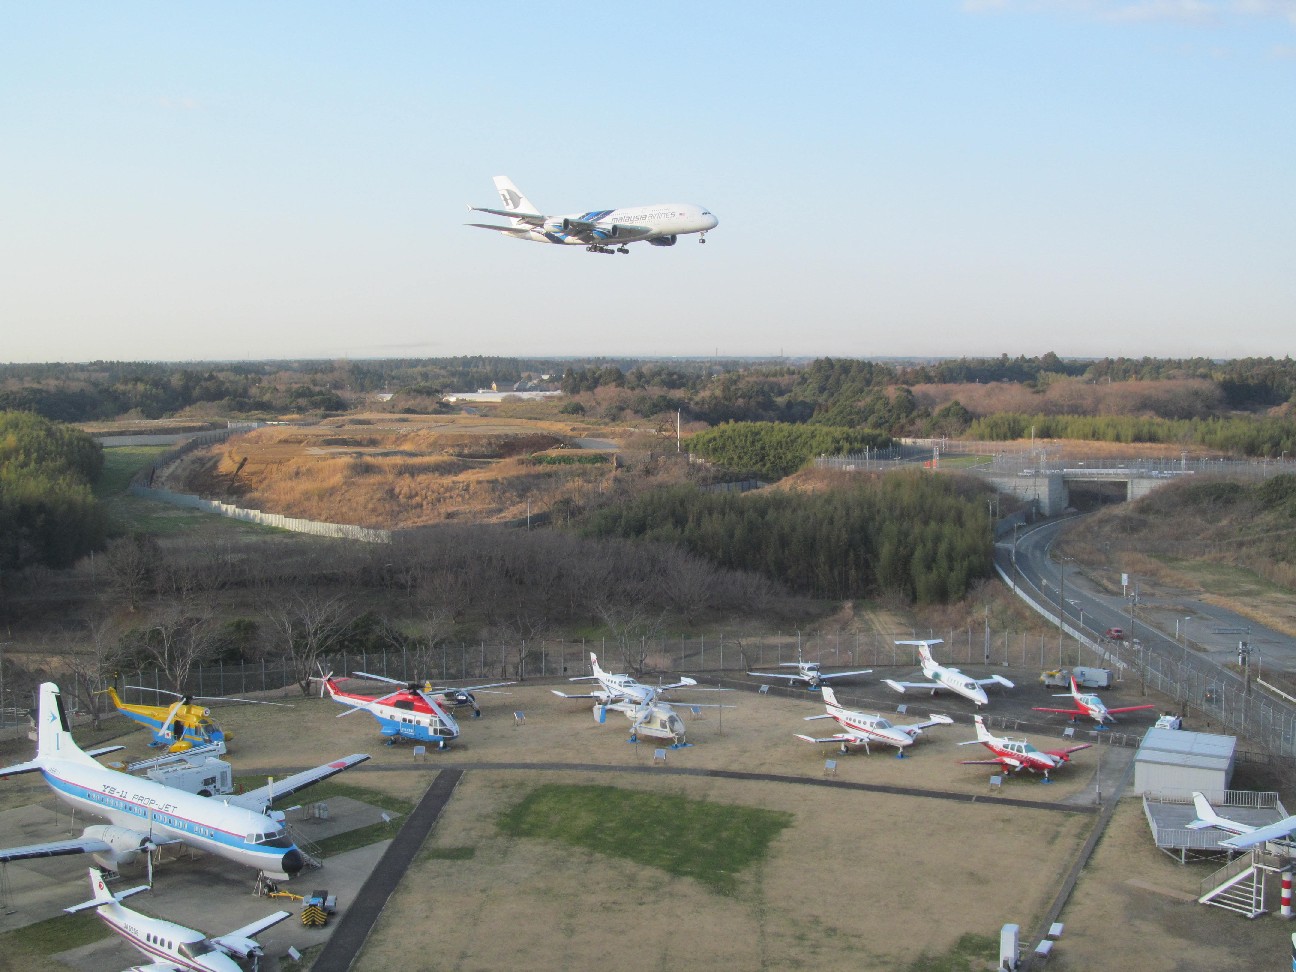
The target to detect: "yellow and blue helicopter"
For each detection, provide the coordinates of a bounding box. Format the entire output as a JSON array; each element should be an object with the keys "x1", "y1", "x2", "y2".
[{"x1": 102, "y1": 686, "x2": 288, "y2": 753}]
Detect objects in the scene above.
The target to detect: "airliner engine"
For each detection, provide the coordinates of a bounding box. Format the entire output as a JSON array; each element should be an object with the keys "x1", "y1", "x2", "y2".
[
  {"x1": 83, "y1": 825, "x2": 154, "y2": 869},
  {"x1": 649, "y1": 235, "x2": 677, "y2": 246}
]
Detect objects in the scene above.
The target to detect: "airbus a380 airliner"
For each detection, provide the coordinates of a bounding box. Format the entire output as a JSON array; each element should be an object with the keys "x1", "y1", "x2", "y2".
[{"x1": 468, "y1": 176, "x2": 717, "y2": 254}]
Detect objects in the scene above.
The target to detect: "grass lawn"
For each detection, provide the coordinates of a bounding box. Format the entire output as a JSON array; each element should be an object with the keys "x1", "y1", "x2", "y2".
[
  {"x1": 95, "y1": 445, "x2": 169, "y2": 497},
  {"x1": 497, "y1": 783, "x2": 792, "y2": 895},
  {"x1": 0, "y1": 910, "x2": 110, "y2": 964}
]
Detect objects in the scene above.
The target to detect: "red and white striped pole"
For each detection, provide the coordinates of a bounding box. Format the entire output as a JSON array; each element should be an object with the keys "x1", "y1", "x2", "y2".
[{"x1": 1282, "y1": 868, "x2": 1293, "y2": 920}]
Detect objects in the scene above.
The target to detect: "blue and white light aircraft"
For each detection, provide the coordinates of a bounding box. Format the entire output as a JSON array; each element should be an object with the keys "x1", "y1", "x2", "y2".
[
  {"x1": 0, "y1": 682, "x2": 369, "y2": 880},
  {"x1": 467, "y1": 176, "x2": 718, "y2": 254},
  {"x1": 67, "y1": 867, "x2": 290, "y2": 972}
]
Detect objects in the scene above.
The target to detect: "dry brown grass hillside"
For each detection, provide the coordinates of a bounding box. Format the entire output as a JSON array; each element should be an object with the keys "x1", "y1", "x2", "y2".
[
  {"x1": 912, "y1": 376, "x2": 1223, "y2": 419},
  {"x1": 168, "y1": 415, "x2": 630, "y2": 529}
]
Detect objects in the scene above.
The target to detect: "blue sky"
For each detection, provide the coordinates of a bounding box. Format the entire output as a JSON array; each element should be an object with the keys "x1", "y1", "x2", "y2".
[{"x1": 2, "y1": 2, "x2": 1293, "y2": 363}]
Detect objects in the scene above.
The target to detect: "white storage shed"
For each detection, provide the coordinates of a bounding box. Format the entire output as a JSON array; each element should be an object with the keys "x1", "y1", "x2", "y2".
[{"x1": 1133, "y1": 727, "x2": 1236, "y2": 802}]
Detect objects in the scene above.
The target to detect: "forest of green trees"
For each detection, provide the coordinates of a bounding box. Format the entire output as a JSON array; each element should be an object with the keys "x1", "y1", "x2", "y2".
[
  {"x1": 0, "y1": 410, "x2": 107, "y2": 571},
  {"x1": 686, "y1": 422, "x2": 892, "y2": 479},
  {"x1": 581, "y1": 473, "x2": 993, "y2": 603}
]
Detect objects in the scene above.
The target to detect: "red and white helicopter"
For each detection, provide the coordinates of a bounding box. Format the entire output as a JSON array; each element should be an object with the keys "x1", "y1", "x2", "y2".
[
  {"x1": 958, "y1": 714, "x2": 1092, "y2": 781},
  {"x1": 318, "y1": 672, "x2": 465, "y2": 748},
  {"x1": 795, "y1": 686, "x2": 953, "y2": 757},
  {"x1": 353, "y1": 671, "x2": 514, "y2": 718},
  {"x1": 1032, "y1": 674, "x2": 1157, "y2": 727}
]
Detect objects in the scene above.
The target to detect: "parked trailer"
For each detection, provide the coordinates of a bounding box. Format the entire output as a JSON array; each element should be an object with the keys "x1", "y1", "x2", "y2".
[{"x1": 1040, "y1": 667, "x2": 1112, "y2": 689}]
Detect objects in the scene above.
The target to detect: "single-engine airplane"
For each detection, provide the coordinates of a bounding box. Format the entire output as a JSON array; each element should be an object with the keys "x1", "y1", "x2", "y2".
[
  {"x1": 102, "y1": 686, "x2": 288, "y2": 753},
  {"x1": 318, "y1": 673, "x2": 461, "y2": 748},
  {"x1": 468, "y1": 176, "x2": 718, "y2": 254},
  {"x1": 884, "y1": 640, "x2": 1014, "y2": 707},
  {"x1": 958, "y1": 714, "x2": 1091, "y2": 781},
  {"x1": 0, "y1": 682, "x2": 368, "y2": 880},
  {"x1": 748, "y1": 651, "x2": 872, "y2": 690},
  {"x1": 1032, "y1": 674, "x2": 1157, "y2": 727},
  {"x1": 353, "y1": 671, "x2": 514, "y2": 718},
  {"x1": 1186, "y1": 792, "x2": 1296, "y2": 849},
  {"x1": 795, "y1": 686, "x2": 953, "y2": 756},
  {"x1": 68, "y1": 866, "x2": 290, "y2": 972}
]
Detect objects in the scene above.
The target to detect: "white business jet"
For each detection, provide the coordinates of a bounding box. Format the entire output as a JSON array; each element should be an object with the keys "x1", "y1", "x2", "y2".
[
  {"x1": 884, "y1": 639, "x2": 1014, "y2": 708},
  {"x1": 1186, "y1": 792, "x2": 1296, "y2": 849},
  {"x1": 795, "y1": 686, "x2": 952, "y2": 757},
  {"x1": 0, "y1": 682, "x2": 369, "y2": 880},
  {"x1": 468, "y1": 176, "x2": 717, "y2": 254},
  {"x1": 67, "y1": 866, "x2": 289, "y2": 971}
]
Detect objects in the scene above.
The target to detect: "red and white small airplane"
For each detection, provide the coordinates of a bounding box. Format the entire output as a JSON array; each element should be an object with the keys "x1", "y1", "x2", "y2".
[
  {"x1": 884, "y1": 639, "x2": 1014, "y2": 707},
  {"x1": 958, "y1": 714, "x2": 1092, "y2": 781},
  {"x1": 1032, "y1": 675, "x2": 1157, "y2": 727},
  {"x1": 66, "y1": 866, "x2": 290, "y2": 971},
  {"x1": 795, "y1": 686, "x2": 953, "y2": 757}
]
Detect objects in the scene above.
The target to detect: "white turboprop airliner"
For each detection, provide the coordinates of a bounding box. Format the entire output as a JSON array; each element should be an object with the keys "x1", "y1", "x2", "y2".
[
  {"x1": 67, "y1": 867, "x2": 290, "y2": 972},
  {"x1": 468, "y1": 176, "x2": 717, "y2": 254},
  {"x1": 0, "y1": 682, "x2": 369, "y2": 880},
  {"x1": 884, "y1": 639, "x2": 1014, "y2": 708}
]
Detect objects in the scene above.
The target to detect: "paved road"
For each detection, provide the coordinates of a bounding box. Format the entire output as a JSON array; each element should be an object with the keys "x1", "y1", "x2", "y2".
[{"x1": 308, "y1": 769, "x2": 463, "y2": 972}]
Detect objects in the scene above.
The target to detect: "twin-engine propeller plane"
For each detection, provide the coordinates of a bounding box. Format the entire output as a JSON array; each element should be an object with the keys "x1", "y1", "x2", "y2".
[
  {"x1": 884, "y1": 639, "x2": 1015, "y2": 708},
  {"x1": 748, "y1": 651, "x2": 873, "y2": 690},
  {"x1": 795, "y1": 686, "x2": 953, "y2": 757},
  {"x1": 553, "y1": 652, "x2": 731, "y2": 747},
  {"x1": 958, "y1": 714, "x2": 1092, "y2": 782},
  {"x1": 468, "y1": 176, "x2": 718, "y2": 254},
  {"x1": 354, "y1": 671, "x2": 514, "y2": 718},
  {"x1": 318, "y1": 672, "x2": 461, "y2": 748},
  {"x1": 102, "y1": 686, "x2": 289, "y2": 753},
  {"x1": 67, "y1": 866, "x2": 290, "y2": 972},
  {"x1": 0, "y1": 682, "x2": 369, "y2": 881},
  {"x1": 1186, "y1": 792, "x2": 1296, "y2": 850},
  {"x1": 1032, "y1": 674, "x2": 1157, "y2": 727}
]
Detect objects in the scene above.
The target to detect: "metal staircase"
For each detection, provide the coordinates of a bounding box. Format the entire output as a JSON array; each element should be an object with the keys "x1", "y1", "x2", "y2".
[{"x1": 1198, "y1": 851, "x2": 1286, "y2": 918}]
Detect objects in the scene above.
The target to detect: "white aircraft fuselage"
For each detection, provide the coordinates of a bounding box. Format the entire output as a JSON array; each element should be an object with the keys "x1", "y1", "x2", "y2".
[{"x1": 468, "y1": 177, "x2": 717, "y2": 253}]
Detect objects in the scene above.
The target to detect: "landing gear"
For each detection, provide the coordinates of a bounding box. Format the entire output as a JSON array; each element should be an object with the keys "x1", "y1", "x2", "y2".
[
  {"x1": 699, "y1": 231, "x2": 708, "y2": 244},
  {"x1": 585, "y1": 244, "x2": 617, "y2": 255},
  {"x1": 617, "y1": 246, "x2": 629, "y2": 254}
]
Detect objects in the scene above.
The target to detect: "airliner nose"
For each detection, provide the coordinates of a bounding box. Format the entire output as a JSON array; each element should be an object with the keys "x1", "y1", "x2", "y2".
[
  {"x1": 282, "y1": 848, "x2": 305, "y2": 876},
  {"x1": 705, "y1": 212, "x2": 719, "y2": 230}
]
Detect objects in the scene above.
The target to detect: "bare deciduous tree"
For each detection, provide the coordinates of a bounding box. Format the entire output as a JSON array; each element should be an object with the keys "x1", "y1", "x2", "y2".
[{"x1": 262, "y1": 591, "x2": 353, "y2": 695}]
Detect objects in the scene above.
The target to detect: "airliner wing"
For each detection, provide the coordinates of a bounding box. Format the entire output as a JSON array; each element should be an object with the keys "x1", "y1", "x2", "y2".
[
  {"x1": 466, "y1": 223, "x2": 533, "y2": 236},
  {"x1": 1220, "y1": 816, "x2": 1296, "y2": 849},
  {"x1": 795, "y1": 732, "x2": 858, "y2": 745},
  {"x1": 0, "y1": 836, "x2": 113, "y2": 863},
  {"x1": 975, "y1": 674, "x2": 1015, "y2": 688},
  {"x1": 747, "y1": 671, "x2": 806, "y2": 682},
  {"x1": 468, "y1": 205, "x2": 545, "y2": 226},
  {"x1": 883, "y1": 679, "x2": 936, "y2": 693},
  {"x1": 211, "y1": 910, "x2": 293, "y2": 957},
  {"x1": 229, "y1": 754, "x2": 370, "y2": 813}
]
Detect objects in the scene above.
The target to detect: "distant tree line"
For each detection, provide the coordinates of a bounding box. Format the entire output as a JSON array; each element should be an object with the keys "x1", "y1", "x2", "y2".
[
  {"x1": 967, "y1": 412, "x2": 1296, "y2": 457},
  {"x1": 581, "y1": 472, "x2": 993, "y2": 603},
  {"x1": 0, "y1": 411, "x2": 107, "y2": 571}
]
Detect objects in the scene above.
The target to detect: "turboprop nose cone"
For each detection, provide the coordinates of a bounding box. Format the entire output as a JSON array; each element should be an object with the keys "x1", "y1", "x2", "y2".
[{"x1": 282, "y1": 849, "x2": 305, "y2": 876}]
